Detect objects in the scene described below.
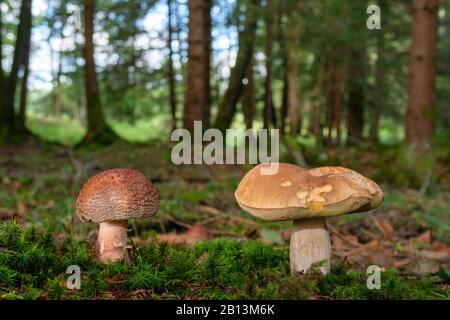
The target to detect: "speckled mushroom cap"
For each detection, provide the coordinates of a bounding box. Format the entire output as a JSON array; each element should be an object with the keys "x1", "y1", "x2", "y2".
[
  {"x1": 235, "y1": 163, "x2": 383, "y2": 221},
  {"x1": 76, "y1": 168, "x2": 160, "y2": 223}
]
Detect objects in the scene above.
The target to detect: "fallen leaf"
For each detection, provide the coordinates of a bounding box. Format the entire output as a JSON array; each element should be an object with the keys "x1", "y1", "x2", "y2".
[
  {"x1": 158, "y1": 233, "x2": 186, "y2": 245},
  {"x1": 158, "y1": 225, "x2": 210, "y2": 245},
  {"x1": 393, "y1": 258, "x2": 412, "y2": 269},
  {"x1": 414, "y1": 230, "x2": 433, "y2": 244},
  {"x1": 185, "y1": 225, "x2": 209, "y2": 244},
  {"x1": 372, "y1": 216, "x2": 395, "y2": 241},
  {"x1": 342, "y1": 234, "x2": 360, "y2": 245},
  {"x1": 197, "y1": 205, "x2": 222, "y2": 216},
  {"x1": 16, "y1": 202, "x2": 27, "y2": 215}
]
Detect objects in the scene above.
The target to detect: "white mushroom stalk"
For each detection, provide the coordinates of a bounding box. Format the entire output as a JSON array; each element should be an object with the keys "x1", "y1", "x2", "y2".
[
  {"x1": 235, "y1": 163, "x2": 384, "y2": 275},
  {"x1": 97, "y1": 220, "x2": 129, "y2": 263},
  {"x1": 290, "y1": 218, "x2": 331, "y2": 275}
]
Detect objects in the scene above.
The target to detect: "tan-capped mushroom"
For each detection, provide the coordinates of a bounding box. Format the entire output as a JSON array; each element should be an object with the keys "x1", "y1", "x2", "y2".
[
  {"x1": 76, "y1": 168, "x2": 160, "y2": 262},
  {"x1": 235, "y1": 163, "x2": 383, "y2": 275}
]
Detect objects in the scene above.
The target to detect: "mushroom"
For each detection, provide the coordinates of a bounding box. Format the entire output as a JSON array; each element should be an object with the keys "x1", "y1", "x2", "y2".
[
  {"x1": 76, "y1": 168, "x2": 160, "y2": 263},
  {"x1": 235, "y1": 163, "x2": 383, "y2": 275}
]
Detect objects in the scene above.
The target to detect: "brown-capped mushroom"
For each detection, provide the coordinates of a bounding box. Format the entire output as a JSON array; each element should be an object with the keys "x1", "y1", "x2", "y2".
[
  {"x1": 235, "y1": 163, "x2": 383, "y2": 275},
  {"x1": 76, "y1": 168, "x2": 160, "y2": 262}
]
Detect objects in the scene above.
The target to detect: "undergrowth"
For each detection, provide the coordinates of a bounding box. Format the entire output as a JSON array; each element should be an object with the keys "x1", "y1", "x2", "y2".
[{"x1": 0, "y1": 220, "x2": 448, "y2": 300}]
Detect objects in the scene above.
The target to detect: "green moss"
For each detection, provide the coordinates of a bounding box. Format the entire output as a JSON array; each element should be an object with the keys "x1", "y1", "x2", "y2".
[{"x1": 0, "y1": 221, "x2": 447, "y2": 300}]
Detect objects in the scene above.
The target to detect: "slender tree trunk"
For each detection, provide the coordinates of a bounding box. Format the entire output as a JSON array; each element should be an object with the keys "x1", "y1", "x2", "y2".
[
  {"x1": 326, "y1": 61, "x2": 336, "y2": 146},
  {"x1": 168, "y1": 0, "x2": 177, "y2": 131},
  {"x1": 18, "y1": 59, "x2": 29, "y2": 133},
  {"x1": 279, "y1": 51, "x2": 288, "y2": 135},
  {"x1": 263, "y1": 0, "x2": 275, "y2": 129},
  {"x1": 369, "y1": 1, "x2": 388, "y2": 143},
  {"x1": 405, "y1": 0, "x2": 439, "y2": 155},
  {"x1": 369, "y1": 32, "x2": 385, "y2": 142},
  {"x1": 55, "y1": 57, "x2": 63, "y2": 117},
  {"x1": 18, "y1": 14, "x2": 32, "y2": 134},
  {"x1": 346, "y1": 49, "x2": 366, "y2": 146},
  {"x1": 0, "y1": 3, "x2": 4, "y2": 130},
  {"x1": 242, "y1": 59, "x2": 255, "y2": 129},
  {"x1": 334, "y1": 64, "x2": 342, "y2": 146},
  {"x1": 313, "y1": 57, "x2": 325, "y2": 145},
  {"x1": 0, "y1": 1, "x2": 2, "y2": 77},
  {"x1": 1, "y1": 0, "x2": 32, "y2": 134},
  {"x1": 213, "y1": 0, "x2": 260, "y2": 132},
  {"x1": 285, "y1": 0, "x2": 302, "y2": 135},
  {"x1": 82, "y1": 0, "x2": 109, "y2": 142},
  {"x1": 184, "y1": 0, "x2": 211, "y2": 132}
]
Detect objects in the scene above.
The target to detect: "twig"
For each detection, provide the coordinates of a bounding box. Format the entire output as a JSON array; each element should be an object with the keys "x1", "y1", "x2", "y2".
[{"x1": 167, "y1": 213, "x2": 193, "y2": 229}]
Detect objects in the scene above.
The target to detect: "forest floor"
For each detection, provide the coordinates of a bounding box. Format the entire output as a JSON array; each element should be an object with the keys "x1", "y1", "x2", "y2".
[{"x1": 0, "y1": 131, "x2": 449, "y2": 299}]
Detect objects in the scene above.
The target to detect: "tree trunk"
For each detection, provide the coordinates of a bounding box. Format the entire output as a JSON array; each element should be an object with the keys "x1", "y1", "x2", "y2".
[
  {"x1": 334, "y1": 64, "x2": 342, "y2": 146},
  {"x1": 83, "y1": 0, "x2": 109, "y2": 142},
  {"x1": 55, "y1": 57, "x2": 63, "y2": 117},
  {"x1": 263, "y1": 0, "x2": 275, "y2": 129},
  {"x1": 313, "y1": 57, "x2": 325, "y2": 145},
  {"x1": 168, "y1": 0, "x2": 177, "y2": 131},
  {"x1": 285, "y1": 0, "x2": 302, "y2": 135},
  {"x1": 1, "y1": 0, "x2": 32, "y2": 134},
  {"x1": 242, "y1": 59, "x2": 255, "y2": 129},
  {"x1": 369, "y1": 1, "x2": 388, "y2": 143},
  {"x1": 405, "y1": 0, "x2": 439, "y2": 155},
  {"x1": 18, "y1": 13, "x2": 32, "y2": 134},
  {"x1": 0, "y1": 3, "x2": 4, "y2": 132},
  {"x1": 0, "y1": 2, "x2": 3, "y2": 87},
  {"x1": 213, "y1": 0, "x2": 260, "y2": 132},
  {"x1": 369, "y1": 34, "x2": 385, "y2": 142},
  {"x1": 280, "y1": 53, "x2": 288, "y2": 135},
  {"x1": 346, "y1": 49, "x2": 366, "y2": 146},
  {"x1": 184, "y1": 0, "x2": 211, "y2": 132},
  {"x1": 326, "y1": 60, "x2": 336, "y2": 146}
]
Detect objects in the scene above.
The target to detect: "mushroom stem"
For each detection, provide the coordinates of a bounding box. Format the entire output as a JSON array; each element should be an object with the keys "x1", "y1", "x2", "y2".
[
  {"x1": 97, "y1": 220, "x2": 129, "y2": 263},
  {"x1": 290, "y1": 217, "x2": 331, "y2": 275}
]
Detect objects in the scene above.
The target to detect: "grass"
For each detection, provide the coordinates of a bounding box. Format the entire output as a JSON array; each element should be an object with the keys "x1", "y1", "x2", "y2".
[
  {"x1": 27, "y1": 117, "x2": 86, "y2": 147},
  {"x1": 0, "y1": 220, "x2": 447, "y2": 300},
  {"x1": 26, "y1": 116, "x2": 172, "y2": 147}
]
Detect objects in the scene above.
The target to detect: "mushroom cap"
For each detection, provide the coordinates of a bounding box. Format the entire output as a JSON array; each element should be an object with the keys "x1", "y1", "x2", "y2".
[
  {"x1": 235, "y1": 163, "x2": 383, "y2": 221},
  {"x1": 76, "y1": 168, "x2": 160, "y2": 223}
]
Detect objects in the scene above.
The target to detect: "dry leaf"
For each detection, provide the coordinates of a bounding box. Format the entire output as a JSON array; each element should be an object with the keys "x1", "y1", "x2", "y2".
[
  {"x1": 16, "y1": 202, "x2": 27, "y2": 215},
  {"x1": 372, "y1": 216, "x2": 395, "y2": 241},
  {"x1": 158, "y1": 233, "x2": 186, "y2": 245},
  {"x1": 158, "y1": 225, "x2": 209, "y2": 245},
  {"x1": 185, "y1": 225, "x2": 209, "y2": 244},
  {"x1": 414, "y1": 230, "x2": 433, "y2": 243}
]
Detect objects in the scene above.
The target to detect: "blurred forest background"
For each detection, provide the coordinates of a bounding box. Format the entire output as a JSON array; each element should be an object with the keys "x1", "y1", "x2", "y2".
[{"x1": 0, "y1": 0, "x2": 449, "y2": 300}]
